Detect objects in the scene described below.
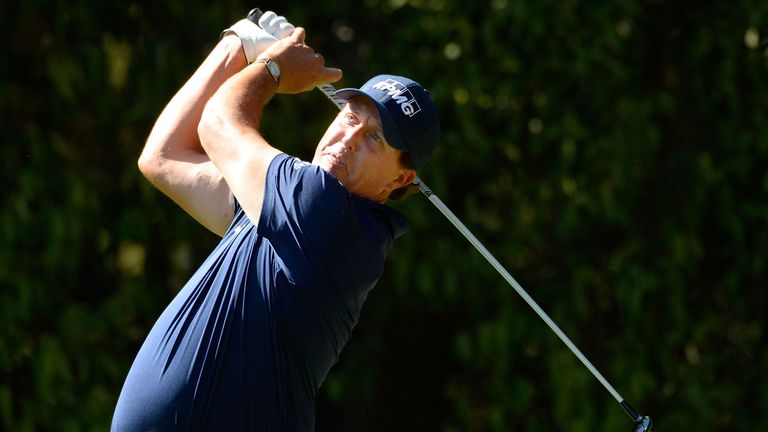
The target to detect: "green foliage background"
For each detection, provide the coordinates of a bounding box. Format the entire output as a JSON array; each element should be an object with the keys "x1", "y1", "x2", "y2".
[{"x1": 2, "y1": 0, "x2": 767, "y2": 430}]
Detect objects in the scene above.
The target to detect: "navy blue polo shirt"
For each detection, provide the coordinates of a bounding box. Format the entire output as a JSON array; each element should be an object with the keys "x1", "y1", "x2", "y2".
[{"x1": 112, "y1": 154, "x2": 408, "y2": 431}]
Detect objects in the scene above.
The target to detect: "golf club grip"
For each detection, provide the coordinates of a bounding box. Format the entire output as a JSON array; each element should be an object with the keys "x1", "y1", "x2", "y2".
[{"x1": 246, "y1": 8, "x2": 348, "y2": 109}]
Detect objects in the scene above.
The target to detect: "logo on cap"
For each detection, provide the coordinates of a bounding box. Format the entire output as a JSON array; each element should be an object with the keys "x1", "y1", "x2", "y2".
[{"x1": 371, "y1": 79, "x2": 422, "y2": 117}]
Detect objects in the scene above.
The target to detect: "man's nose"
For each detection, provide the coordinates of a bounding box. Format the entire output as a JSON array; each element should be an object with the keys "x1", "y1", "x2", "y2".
[{"x1": 341, "y1": 126, "x2": 364, "y2": 152}]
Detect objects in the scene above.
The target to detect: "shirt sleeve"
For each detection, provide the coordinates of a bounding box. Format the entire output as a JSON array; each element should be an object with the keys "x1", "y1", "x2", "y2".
[{"x1": 257, "y1": 154, "x2": 359, "y2": 281}]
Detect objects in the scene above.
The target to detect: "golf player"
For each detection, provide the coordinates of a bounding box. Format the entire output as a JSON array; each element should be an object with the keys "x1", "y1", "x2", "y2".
[{"x1": 112, "y1": 11, "x2": 440, "y2": 431}]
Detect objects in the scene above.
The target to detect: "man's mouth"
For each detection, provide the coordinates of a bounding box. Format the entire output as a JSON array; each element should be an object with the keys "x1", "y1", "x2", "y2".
[{"x1": 323, "y1": 153, "x2": 348, "y2": 173}]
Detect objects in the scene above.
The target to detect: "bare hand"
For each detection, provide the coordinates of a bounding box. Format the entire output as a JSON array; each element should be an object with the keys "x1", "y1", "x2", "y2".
[{"x1": 257, "y1": 28, "x2": 343, "y2": 94}]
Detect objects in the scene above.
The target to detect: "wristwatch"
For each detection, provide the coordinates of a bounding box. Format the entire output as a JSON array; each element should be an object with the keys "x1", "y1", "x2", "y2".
[{"x1": 256, "y1": 58, "x2": 281, "y2": 87}]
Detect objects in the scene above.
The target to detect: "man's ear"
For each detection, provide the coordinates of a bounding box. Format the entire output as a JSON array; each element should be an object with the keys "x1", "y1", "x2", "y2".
[{"x1": 385, "y1": 169, "x2": 416, "y2": 192}]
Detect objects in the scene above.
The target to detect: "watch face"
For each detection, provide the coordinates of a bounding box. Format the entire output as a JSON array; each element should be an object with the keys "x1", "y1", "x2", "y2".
[{"x1": 267, "y1": 61, "x2": 280, "y2": 78}]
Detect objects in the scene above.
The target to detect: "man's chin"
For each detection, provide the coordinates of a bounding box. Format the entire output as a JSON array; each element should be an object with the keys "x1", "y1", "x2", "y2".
[
  {"x1": 316, "y1": 157, "x2": 346, "y2": 178},
  {"x1": 318, "y1": 162, "x2": 347, "y2": 184}
]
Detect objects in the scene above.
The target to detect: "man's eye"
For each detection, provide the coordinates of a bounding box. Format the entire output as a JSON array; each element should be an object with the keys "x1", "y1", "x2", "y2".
[
  {"x1": 369, "y1": 132, "x2": 383, "y2": 143},
  {"x1": 344, "y1": 113, "x2": 356, "y2": 124}
]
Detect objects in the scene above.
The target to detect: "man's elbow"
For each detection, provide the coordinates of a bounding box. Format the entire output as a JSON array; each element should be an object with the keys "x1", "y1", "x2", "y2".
[{"x1": 137, "y1": 145, "x2": 162, "y2": 182}]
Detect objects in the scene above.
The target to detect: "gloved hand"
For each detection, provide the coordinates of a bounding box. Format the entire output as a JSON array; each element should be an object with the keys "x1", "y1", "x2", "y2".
[{"x1": 221, "y1": 10, "x2": 295, "y2": 64}]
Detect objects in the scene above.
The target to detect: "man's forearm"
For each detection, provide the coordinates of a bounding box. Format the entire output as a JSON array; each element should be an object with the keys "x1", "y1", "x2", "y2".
[
  {"x1": 195, "y1": 27, "x2": 343, "y2": 229},
  {"x1": 139, "y1": 35, "x2": 247, "y2": 172},
  {"x1": 198, "y1": 26, "x2": 343, "y2": 163},
  {"x1": 198, "y1": 60, "x2": 278, "y2": 146}
]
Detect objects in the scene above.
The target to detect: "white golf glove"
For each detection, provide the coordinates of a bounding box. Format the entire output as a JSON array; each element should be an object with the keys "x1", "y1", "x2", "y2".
[{"x1": 221, "y1": 11, "x2": 295, "y2": 64}]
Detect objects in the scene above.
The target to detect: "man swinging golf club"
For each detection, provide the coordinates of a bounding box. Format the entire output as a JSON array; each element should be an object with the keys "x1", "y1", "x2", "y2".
[{"x1": 111, "y1": 9, "x2": 440, "y2": 431}]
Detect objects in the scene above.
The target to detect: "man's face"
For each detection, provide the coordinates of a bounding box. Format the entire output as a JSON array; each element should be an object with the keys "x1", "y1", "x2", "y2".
[{"x1": 313, "y1": 97, "x2": 415, "y2": 203}]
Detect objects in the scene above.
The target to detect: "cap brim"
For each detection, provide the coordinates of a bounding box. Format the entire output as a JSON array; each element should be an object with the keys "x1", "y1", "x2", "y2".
[{"x1": 333, "y1": 88, "x2": 410, "y2": 154}]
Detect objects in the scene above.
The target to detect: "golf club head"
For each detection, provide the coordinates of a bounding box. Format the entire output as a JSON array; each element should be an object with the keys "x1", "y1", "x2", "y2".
[{"x1": 631, "y1": 416, "x2": 652, "y2": 432}]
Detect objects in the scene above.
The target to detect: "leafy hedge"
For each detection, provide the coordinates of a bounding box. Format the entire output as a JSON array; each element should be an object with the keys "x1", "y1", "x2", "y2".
[{"x1": 2, "y1": 1, "x2": 767, "y2": 430}]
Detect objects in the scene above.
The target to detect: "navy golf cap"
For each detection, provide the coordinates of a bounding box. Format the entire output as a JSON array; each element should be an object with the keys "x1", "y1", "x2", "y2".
[{"x1": 334, "y1": 74, "x2": 440, "y2": 169}]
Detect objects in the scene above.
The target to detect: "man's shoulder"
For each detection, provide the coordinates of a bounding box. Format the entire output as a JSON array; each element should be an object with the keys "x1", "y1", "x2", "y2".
[
  {"x1": 354, "y1": 197, "x2": 410, "y2": 241},
  {"x1": 270, "y1": 154, "x2": 345, "y2": 193}
]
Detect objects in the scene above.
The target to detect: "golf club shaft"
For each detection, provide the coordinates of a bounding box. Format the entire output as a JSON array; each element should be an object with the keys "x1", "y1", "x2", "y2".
[
  {"x1": 247, "y1": 7, "x2": 647, "y2": 426},
  {"x1": 315, "y1": 80, "x2": 631, "y2": 408},
  {"x1": 413, "y1": 179, "x2": 626, "y2": 403}
]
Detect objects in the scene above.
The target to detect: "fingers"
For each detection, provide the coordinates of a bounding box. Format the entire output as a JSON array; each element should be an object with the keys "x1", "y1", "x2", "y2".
[
  {"x1": 258, "y1": 11, "x2": 278, "y2": 28},
  {"x1": 288, "y1": 27, "x2": 307, "y2": 44},
  {"x1": 318, "y1": 66, "x2": 343, "y2": 85},
  {"x1": 259, "y1": 11, "x2": 295, "y2": 39},
  {"x1": 305, "y1": 52, "x2": 342, "y2": 85},
  {"x1": 262, "y1": 26, "x2": 342, "y2": 92},
  {"x1": 274, "y1": 15, "x2": 295, "y2": 37}
]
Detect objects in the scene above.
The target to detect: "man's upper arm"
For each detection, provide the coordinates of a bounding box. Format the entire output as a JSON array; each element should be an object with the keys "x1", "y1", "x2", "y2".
[
  {"x1": 139, "y1": 149, "x2": 235, "y2": 237},
  {"x1": 197, "y1": 104, "x2": 282, "y2": 229},
  {"x1": 258, "y1": 157, "x2": 360, "y2": 279}
]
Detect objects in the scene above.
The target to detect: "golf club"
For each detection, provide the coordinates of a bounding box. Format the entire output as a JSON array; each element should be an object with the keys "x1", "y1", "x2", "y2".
[{"x1": 247, "y1": 8, "x2": 652, "y2": 431}]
